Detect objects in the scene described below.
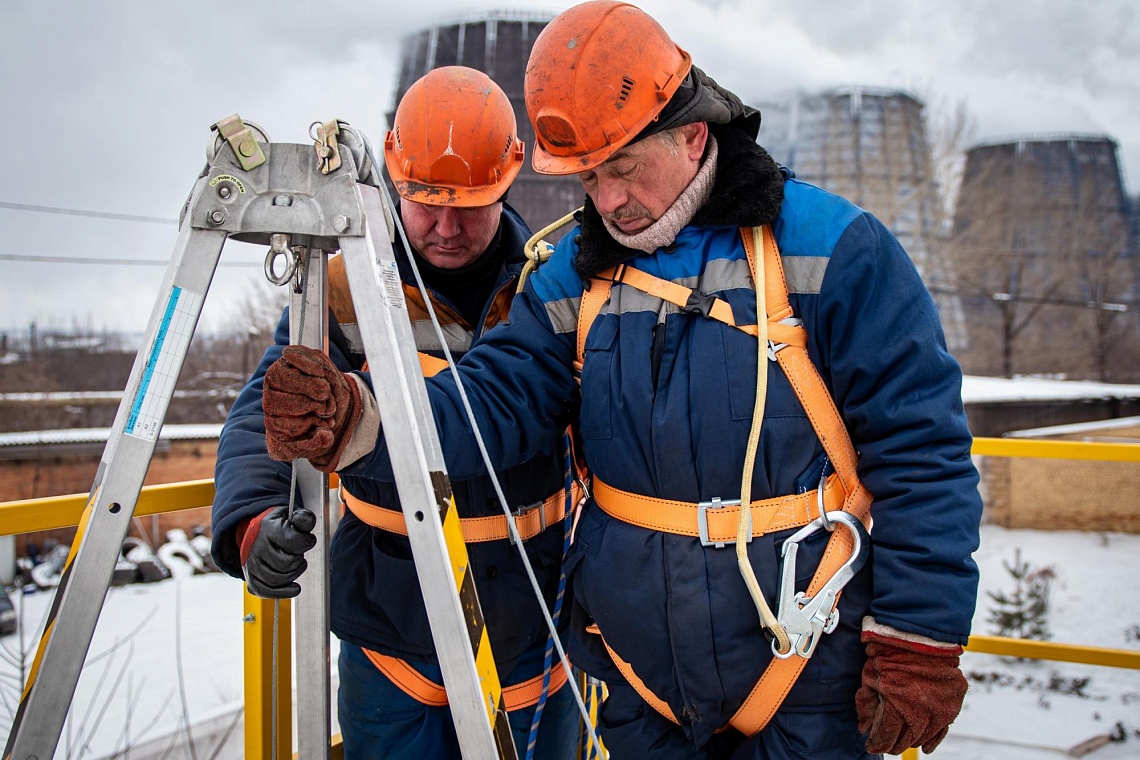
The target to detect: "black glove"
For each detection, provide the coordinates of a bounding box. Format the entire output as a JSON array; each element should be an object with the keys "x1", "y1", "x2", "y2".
[{"x1": 238, "y1": 506, "x2": 317, "y2": 599}]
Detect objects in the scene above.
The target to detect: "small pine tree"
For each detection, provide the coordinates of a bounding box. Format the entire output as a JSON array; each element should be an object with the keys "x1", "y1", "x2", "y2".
[{"x1": 986, "y1": 548, "x2": 1055, "y2": 641}]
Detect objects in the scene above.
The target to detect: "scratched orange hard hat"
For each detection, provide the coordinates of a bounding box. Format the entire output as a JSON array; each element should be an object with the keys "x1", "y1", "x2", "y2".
[
  {"x1": 524, "y1": 1, "x2": 692, "y2": 175},
  {"x1": 384, "y1": 66, "x2": 525, "y2": 207}
]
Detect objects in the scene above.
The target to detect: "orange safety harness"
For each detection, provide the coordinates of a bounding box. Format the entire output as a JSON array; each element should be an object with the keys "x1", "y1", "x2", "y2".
[{"x1": 575, "y1": 225, "x2": 873, "y2": 736}]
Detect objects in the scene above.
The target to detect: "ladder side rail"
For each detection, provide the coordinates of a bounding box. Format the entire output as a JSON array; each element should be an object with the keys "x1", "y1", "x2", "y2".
[
  {"x1": 291, "y1": 250, "x2": 333, "y2": 759},
  {"x1": 338, "y1": 183, "x2": 511, "y2": 760},
  {"x1": 4, "y1": 203, "x2": 227, "y2": 759}
]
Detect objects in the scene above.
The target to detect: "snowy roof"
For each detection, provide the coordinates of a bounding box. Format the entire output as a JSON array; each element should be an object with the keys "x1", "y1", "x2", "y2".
[
  {"x1": 960, "y1": 375, "x2": 1140, "y2": 404},
  {"x1": 0, "y1": 424, "x2": 223, "y2": 448}
]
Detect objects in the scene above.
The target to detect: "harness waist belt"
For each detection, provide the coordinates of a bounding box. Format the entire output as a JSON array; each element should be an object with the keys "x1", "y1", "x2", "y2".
[
  {"x1": 342, "y1": 483, "x2": 578, "y2": 543},
  {"x1": 592, "y1": 473, "x2": 845, "y2": 544},
  {"x1": 364, "y1": 649, "x2": 569, "y2": 711}
]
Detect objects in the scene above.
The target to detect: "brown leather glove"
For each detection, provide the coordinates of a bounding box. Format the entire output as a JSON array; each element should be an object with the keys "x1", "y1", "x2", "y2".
[
  {"x1": 263, "y1": 345, "x2": 362, "y2": 473},
  {"x1": 856, "y1": 630, "x2": 968, "y2": 755}
]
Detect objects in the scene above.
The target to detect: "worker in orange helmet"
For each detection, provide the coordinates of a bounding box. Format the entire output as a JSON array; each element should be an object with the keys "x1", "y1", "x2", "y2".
[
  {"x1": 211, "y1": 66, "x2": 579, "y2": 760},
  {"x1": 257, "y1": 3, "x2": 984, "y2": 759}
]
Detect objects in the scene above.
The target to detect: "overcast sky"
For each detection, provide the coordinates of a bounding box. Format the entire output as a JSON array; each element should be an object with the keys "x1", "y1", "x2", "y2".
[{"x1": 2, "y1": 0, "x2": 1137, "y2": 336}]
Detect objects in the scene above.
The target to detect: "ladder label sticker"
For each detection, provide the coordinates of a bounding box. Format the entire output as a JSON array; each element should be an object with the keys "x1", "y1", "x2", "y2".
[
  {"x1": 125, "y1": 286, "x2": 202, "y2": 441},
  {"x1": 379, "y1": 260, "x2": 405, "y2": 308}
]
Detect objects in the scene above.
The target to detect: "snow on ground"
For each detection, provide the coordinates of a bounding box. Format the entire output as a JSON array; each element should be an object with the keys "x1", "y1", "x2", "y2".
[
  {"x1": 1, "y1": 525, "x2": 1138, "y2": 759},
  {"x1": 931, "y1": 525, "x2": 1140, "y2": 760}
]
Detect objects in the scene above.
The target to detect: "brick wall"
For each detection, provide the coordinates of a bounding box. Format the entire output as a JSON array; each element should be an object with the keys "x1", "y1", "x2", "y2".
[{"x1": 977, "y1": 421, "x2": 1140, "y2": 534}]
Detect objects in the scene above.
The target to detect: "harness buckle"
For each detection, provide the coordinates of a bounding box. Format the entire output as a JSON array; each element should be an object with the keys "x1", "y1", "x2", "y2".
[
  {"x1": 509, "y1": 501, "x2": 546, "y2": 545},
  {"x1": 697, "y1": 497, "x2": 747, "y2": 548},
  {"x1": 767, "y1": 316, "x2": 804, "y2": 361},
  {"x1": 682, "y1": 290, "x2": 718, "y2": 318}
]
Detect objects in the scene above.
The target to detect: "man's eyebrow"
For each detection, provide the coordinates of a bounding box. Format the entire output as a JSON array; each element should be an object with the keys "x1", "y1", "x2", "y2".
[{"x1": 604, "y1": 146, "x2": 637, "y2": 165}]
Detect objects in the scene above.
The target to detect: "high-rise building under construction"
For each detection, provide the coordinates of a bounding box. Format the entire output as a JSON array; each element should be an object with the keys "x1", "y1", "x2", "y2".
[{"x1": 388, "y1": 12, "x2": 583, "y2": 236}]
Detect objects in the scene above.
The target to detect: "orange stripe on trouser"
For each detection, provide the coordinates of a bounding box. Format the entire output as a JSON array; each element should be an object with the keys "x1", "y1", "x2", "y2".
[{"x1": 363, "y1": 649, "x2": 569, "y2": 711}]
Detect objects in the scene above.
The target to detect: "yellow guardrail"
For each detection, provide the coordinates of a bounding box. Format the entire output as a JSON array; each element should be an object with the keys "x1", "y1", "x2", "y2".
[
  {"x1": 971, "y1": 436, "x2": 1140, "y2": 462},
  {"x1": 1, "y1": 437, "x2": 1137, "y2": 758},
  {"x1": 965, "y1": 634, "x2": 1140, "y2": 670},
  {"x1": 0, "y1": 478, "x2": 216, "y2": 537}
]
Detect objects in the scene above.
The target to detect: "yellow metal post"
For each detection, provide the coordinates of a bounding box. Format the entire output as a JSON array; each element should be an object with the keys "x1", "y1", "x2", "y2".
[{"x1": 244, "y1": 590, "x2": 293, "y2": 759}]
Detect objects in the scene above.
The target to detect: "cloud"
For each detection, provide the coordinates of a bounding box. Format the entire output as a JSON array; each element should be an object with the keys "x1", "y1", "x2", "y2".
[{"x1": 2, "y1": 0, "x2": 1137, "y2": 333}]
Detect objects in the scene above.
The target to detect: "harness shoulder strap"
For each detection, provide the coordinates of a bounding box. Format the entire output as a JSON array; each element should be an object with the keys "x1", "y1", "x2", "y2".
[
  {"x1": 574, "y1": 266, "x2": 619, "y2": 379},
  {"x1": 741, "y1": 226, "x2": 869, "y2": 512}
]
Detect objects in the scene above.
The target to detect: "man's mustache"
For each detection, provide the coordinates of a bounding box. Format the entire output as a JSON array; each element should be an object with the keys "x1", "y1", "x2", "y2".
[{"x1": 604, "y1": 204, "x2": 651, "y2": 223}]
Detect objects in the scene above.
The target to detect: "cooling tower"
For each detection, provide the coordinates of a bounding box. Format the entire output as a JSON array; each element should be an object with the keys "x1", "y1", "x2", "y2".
[
  {"x1": 758, "y1": 87, "x2": 965, "y2": 350},
  {"x1": 951, "y1": 135, "x2": 1137, "y2": 380},
  {"x1": 388, "y1": 11, "x2": 583, "y2": 237}
]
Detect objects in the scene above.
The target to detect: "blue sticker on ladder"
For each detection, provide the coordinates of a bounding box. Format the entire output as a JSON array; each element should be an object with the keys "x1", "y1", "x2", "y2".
[{"x1": 126, "y1": 287, "x2": 181, "y2": 436}]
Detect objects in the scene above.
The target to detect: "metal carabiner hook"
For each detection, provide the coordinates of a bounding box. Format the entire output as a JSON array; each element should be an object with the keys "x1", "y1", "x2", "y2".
[{"x1": 771, "y1": 511, "x2": 870, "y2": 659}]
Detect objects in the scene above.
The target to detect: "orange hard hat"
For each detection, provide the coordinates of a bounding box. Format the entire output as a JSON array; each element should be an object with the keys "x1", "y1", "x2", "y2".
[
  {"x1": 524, "y1": 1, "x2": 692, "y2": 175},
  {"x1": 384, "y1": 66, "x2": 525, "y2": 207}
]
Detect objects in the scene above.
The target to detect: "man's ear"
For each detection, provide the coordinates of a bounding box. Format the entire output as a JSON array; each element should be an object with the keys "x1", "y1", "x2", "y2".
[{"x1": 681, "y1": 122, "x2": 709, "y2": 161}]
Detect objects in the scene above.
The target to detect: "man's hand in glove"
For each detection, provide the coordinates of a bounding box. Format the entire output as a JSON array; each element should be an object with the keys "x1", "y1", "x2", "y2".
[
  {"x1": 856, "y1": 620, "x2": 969, "y2": 755},
  {"x1": 239, "y1": 506, "x2": 318, "y2": 599},
  {"x1": 263, "y1": 345, "x2": 362, "y2": 472}
]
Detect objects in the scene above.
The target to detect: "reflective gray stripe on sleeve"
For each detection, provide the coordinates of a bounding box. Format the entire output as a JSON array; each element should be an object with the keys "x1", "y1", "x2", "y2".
[
  {"x1": 700, "y1": 257, "x2": 754, "y2": 294},
  {"x1": 544, "y1": 295, "x2": 583, "y2": 335},
  {"x1": 410, "y1": 320, "x2": 474, "y2": 353},
  {"x1": 782, "y1": 256, "x2": 829, "y2": 295}
]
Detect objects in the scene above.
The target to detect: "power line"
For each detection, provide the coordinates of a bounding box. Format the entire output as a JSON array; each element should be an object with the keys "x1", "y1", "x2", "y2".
[
  {"x1": 0, "y1": 253, "x2": 259, "y2": 267},
  {"x1": 928, "y1": 285, "x2": 1136, "y2": 312},
  {"x1": 0, "y1": 200, "x2": 177, "y2": 225}
]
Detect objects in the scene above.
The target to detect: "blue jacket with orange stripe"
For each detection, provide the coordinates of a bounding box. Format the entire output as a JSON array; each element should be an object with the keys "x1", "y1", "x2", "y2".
[
  {"x1": 341, "y1": 125, "x2": 982, "y2": 747},
  {"x1": 211, "y1": 203, "x2": 571, "y2": 678}
]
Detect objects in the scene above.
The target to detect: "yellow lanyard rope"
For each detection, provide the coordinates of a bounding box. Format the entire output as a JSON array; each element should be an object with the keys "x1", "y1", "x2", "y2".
[{"x1": 737, "y1": 226, "x2": 790, "y2": 654}]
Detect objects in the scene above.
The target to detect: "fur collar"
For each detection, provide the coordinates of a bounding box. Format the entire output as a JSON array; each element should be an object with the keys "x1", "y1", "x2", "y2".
[{"x1": 574, "y1": 125, "x2": 785, "y2": 280}]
